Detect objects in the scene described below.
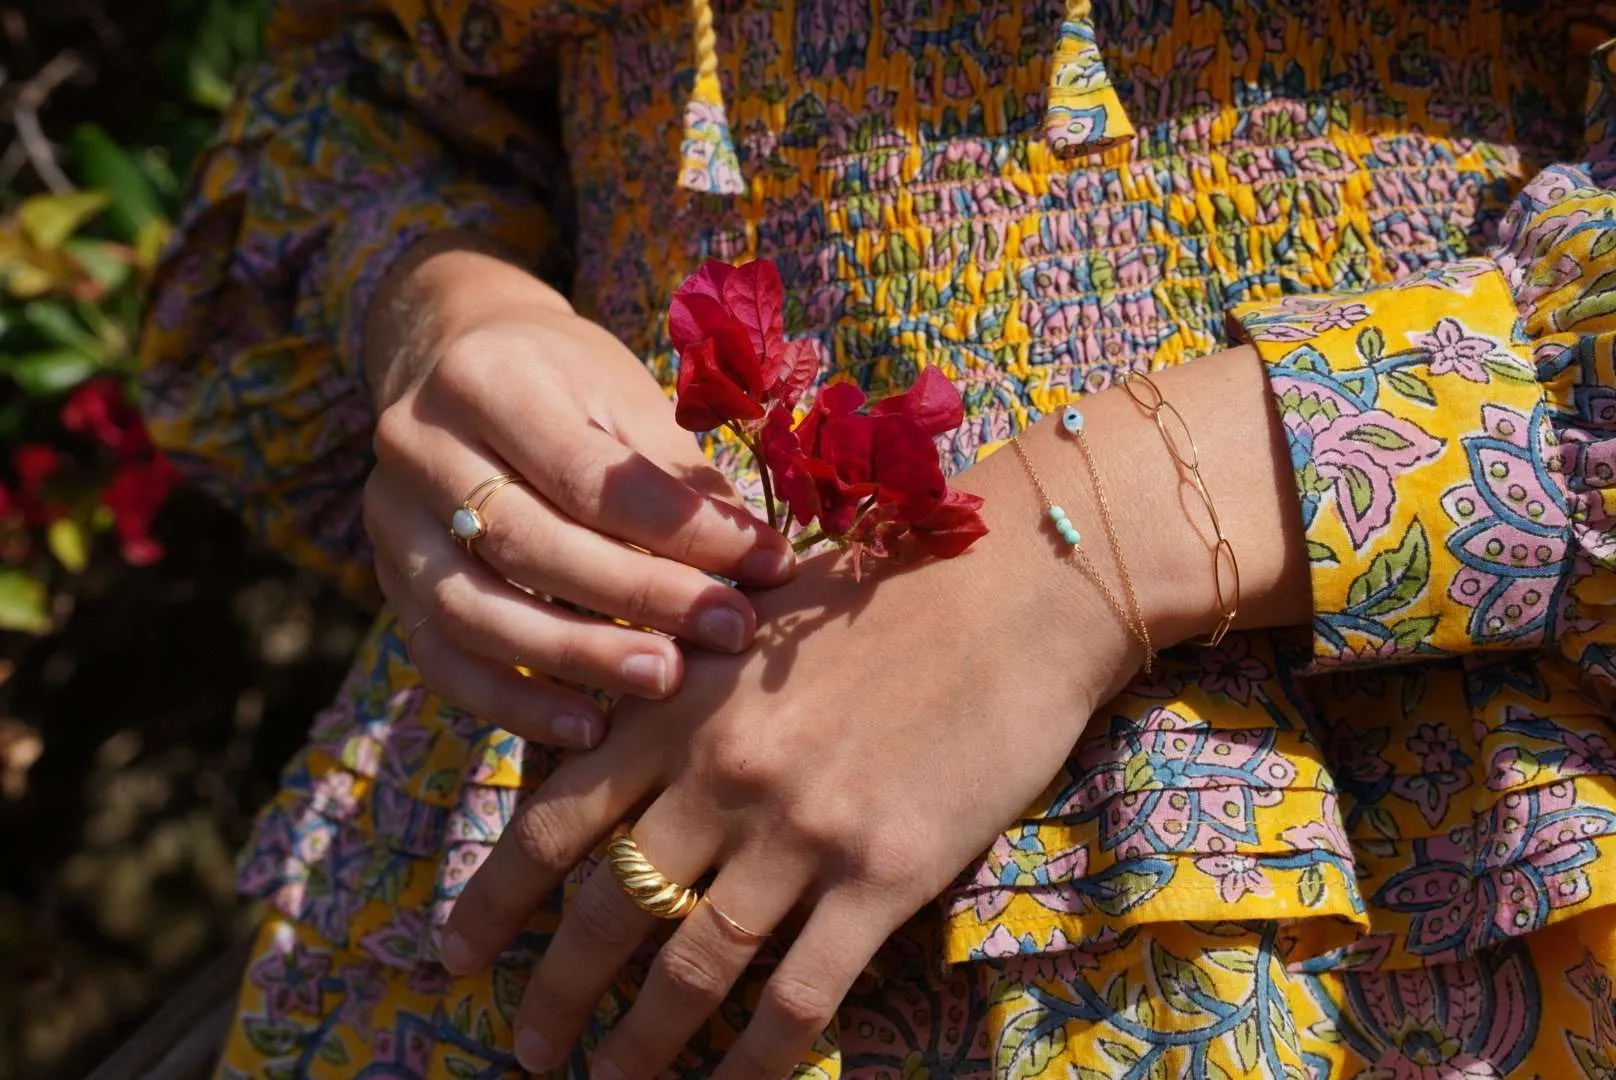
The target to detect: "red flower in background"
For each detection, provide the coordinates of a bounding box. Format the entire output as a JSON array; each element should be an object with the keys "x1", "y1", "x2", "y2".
[
  {"x1": 62, "y1": 377, "x2": 152, "y2": 457},
  {"x1": 102, "y1": 456, "x2": 176, "y2": 566},
  {"x1": 669, "y1": 259, "x2": 817, "y2": 432},
  {"x1": 13, "y1": 444, "x2": 64, "y2": 526}
]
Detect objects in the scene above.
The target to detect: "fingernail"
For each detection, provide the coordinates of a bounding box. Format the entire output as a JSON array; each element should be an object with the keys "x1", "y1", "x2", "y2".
[
  {"x1": 440, "y1": 930, "x2": 476, "y2": 975},
  {"x1": 621, "y1": 652, "x2": 669, "y2": 695},
  {"x1": 555, "y1": 712, "x2": 600, "y2": 749},
  {"x1": 695, "y1": 605, "x2": 748, "y2": 652},
  {"x1": 516, "y1": 1028, "x2": 557, "y2": 1071},
  {"x1": 741, "y1": 544, "x2": 795, "y2": 583},
  {"x1": 593, "y1": 1057, "x2": 625, "y2": 1080}
]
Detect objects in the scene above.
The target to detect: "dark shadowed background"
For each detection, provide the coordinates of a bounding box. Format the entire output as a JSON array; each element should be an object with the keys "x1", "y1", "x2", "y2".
[{"x1": 0, "y1": 4, "x2": 368, "y2": 1075}]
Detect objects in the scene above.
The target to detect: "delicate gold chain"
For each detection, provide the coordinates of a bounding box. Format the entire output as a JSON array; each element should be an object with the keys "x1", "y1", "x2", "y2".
[
  {"x1": 1121, "y1": 369, "x2": 1241, "y2": 647},
  {"x1": 1011, "y1": 436, "x2": 1155, "y2": 674}
]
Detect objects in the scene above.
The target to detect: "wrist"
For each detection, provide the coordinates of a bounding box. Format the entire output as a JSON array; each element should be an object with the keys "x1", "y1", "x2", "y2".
[
  {"x1": 961, "y1": 344, "x2": 1308, "y2": 668},
  {"x1": 1080, "y1": 346, "x2": 1310, "y2": 649},
  {"x1": 363, "y1": 232, "x2": 573, "y2": 410}
]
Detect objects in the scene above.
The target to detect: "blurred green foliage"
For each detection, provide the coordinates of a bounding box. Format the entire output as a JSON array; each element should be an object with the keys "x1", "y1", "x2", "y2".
[{"x1": 0, "y1": 0, "x2": 269, "y2": 635}]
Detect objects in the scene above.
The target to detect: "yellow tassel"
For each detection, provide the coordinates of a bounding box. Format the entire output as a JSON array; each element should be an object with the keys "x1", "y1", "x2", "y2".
[
  {"x1": 679, "y1": 0, "x2": 745, "y2": 195},
  {"x1": 1045, "y1": 0, "x2": 1135, "y2": 157}
]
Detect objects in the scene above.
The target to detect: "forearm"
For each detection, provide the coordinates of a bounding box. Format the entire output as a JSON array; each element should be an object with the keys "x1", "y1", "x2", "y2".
[
  {"x1": 956, "y1": 345, "x2": 1309, "y2": 654},
  {"x1": 363, "y1": 232, "x2": 574, "y2": 409}
]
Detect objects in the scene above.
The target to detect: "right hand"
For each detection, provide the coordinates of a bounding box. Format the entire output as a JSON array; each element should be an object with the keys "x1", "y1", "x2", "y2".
[{"x1": 361, "y1": 243, "x2": 795, "y2": 750}]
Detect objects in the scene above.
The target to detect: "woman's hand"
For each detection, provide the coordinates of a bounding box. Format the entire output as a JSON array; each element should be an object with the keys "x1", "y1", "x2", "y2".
[
  {"x1": 442, "y1": 529, "x2": 1136, "y2": 1076},
  {"x1": 436, "y1": 347, "x2": 1313, "y2": 1076},
  {"x1": 361, "y1": 238, "x2": 795, "y2": 749}
]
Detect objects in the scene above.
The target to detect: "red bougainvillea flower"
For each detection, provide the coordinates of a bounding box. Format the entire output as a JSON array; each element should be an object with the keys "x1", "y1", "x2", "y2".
[
  {"x1": 62, "y1": 377, "x2": 152, "y2": 457},
  {"x1": 763, "y1": 367, "x2": 986, "y2": 567},
  {"x1": 669, "y1": 259, "x2": 817, "y2": 432},
  {"x1": 12, "y1": 444, "x2": 65, "y2": 527},
  {"x1": 102, "y1": 455, "x2": 176, "y2": 566}
]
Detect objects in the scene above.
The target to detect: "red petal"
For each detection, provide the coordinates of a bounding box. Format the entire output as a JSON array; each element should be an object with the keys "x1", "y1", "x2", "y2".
[
  {"x1": 870, "y1": 366, "x2": 964, "y2": 436},
  {"x1": 818, "y1": 381, "x2": 868, "y2": 415},
  {"x1": 673, "y1": 339, "x2": 766, "y2": 431},
  {"x1": 668, "y1": 261, "x2": 735, "y2": 352},
  {"x1": 13, "y1": 444, "x2": 61, "y2": 495},
  {"x1": 868, "y1": 414, "x2": 947, "y2": 520},
  {"x1": 722, "y1": 259, "x2": 786, "y2": 385},
  {"x1": 911, "y1": 489, "x2": 989, "y2": 557},
  {"x1": 773, "y1": 338, "x2": 820, "y2": 410}
]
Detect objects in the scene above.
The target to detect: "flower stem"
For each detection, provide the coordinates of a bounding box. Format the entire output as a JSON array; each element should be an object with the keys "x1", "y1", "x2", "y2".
[
  {"x1": 790, "y1": 525, "x2": 825, "y2": 553},
  {"x1": 726, "y1": 421, "x2": 779, "y2": 531}
]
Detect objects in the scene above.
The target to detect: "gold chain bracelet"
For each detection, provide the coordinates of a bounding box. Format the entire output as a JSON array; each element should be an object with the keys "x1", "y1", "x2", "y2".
[
  {"x1": 1012, "y1": 426, "x2": 1155, "y2": 674},
  {"x1": 1121, "y1": 369, "x2": 1241, "y2": 647}
]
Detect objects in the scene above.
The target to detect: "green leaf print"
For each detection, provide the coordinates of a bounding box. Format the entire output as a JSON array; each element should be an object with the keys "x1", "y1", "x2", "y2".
[
  {"x1": 1341, "y1": 463, "x2": 1376, "y2": 519},
  {"x1": 1205, "y1": 948, "x2": 1258, "y2": 974},
  {"x1": 1356, "y1": 326, "x2": 1385, "y2": 362},
  {"x1": 317, "y1": 1039, "x2": 351, "y2": 1065},
  {"x1": 1343, "y1": 423, "x2": 1414, "y2": 451},
  {"x1": 1099, "y1": 1039, "x2": 1142, "y2": 1066},
  {"x1": 1151, "y1": 940, "x2": 1216, "y2": 1016},
  {"x1": 996, "y1": 1002, "x2": 1067, "y2": 1080},
  {"x1": 1233, "y1": 1013, "x2": 1261, "y2": 1073},
  {"x1": 1092, "y1": 868, "x2": 1169, "y2": 916},
  {"x1": 241, "y1": 1016, "x2": 305, "y2": 1058},
  {"x1": 1385, "y1": 369, "x2": 1436, "y2": 405},
  {"x1": 1391, "y1": 615, "x2": 1440, "y2": 648},
  {"x1": 1345, "y1": 519, "x2": 1430, "y2": 616},
  {"x1": 1307, "y1": 540, "x2": 1340, "y2": 565},
  {"x1": 1299, "y1": 864, "x2": 1326, "y2": 908}
]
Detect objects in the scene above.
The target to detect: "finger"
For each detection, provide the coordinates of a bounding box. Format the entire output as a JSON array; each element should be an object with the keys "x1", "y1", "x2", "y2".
[
  {"x1": 592, "y1": 858, "x2": 803, "y2": 1080},
  {"x1": 376, "y1": 563, "x2": 606, "y2": 749},
  {"x1": 464, "y1": 385, "x2": 794, "y2": 586},
  {"x1": 400, "y1": 447, "x2": 759, "y2": 654},
  {"x1": 713, "y1": 897, "x2": 892, "y2": 1080},
  {"x1": 368, "y1": 470, "x2": 685, "y2": 698},
  {"x1": 512, "y1": 807, "x2": 725, "y2": 1072},
  {"x1": 440, "y1": 720, "x2": 664, "y2": 975}
]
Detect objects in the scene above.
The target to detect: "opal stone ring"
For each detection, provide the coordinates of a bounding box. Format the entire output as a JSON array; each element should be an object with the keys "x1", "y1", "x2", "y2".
[{"x1": 451, "y1": 473, "x2": 522, "y2": 551}]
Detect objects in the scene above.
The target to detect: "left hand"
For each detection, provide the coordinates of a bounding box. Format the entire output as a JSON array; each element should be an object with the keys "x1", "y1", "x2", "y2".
[
  {"x1": 439, "y1": 351, "x2": 1312, "y2": 1075},
  {"x1": 439, "y1": 506, "x2": 1142, "y2": 1076}
]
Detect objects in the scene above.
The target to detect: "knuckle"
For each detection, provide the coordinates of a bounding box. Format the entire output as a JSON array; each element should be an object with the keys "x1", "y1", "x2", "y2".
[
  {"x1": 568, "y1": 882, "x2": 635, "y2": 947},
  {"x1": 616, "y1": 572, "x2": 661, "y2": 628},
  {"x1": 762, "y1": 972, "x2": 837, "y2": 1032},
  {"x1": 432, "y1": 335, "x2": 501, "y2": 404},
  {"x1": 372, "y1": 405, "x2": 414, "y2": 464},
  {"x1": 656, "y1": 940, "x2": 730, "y2": 1003},
  {"x1": 547, "y1": 444, "x2": 606, "y2": 519},
  {"x1": 510, "y1": 801, "x2": 573, "y2": 879},
  {"x1": 702, "y1": 729, "x2": 787, "y2": 798},
  {"x1": 428, "y1": 572, "x2": 477, "y2": 629},
  {"x1": 538, "y1": 627, "x2": 593, "y2": 681}
]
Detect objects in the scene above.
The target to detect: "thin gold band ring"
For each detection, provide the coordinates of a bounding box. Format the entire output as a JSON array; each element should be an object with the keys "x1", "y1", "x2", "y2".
[
  {"x1": 699, "y1": 894, "x2": 769, "y2": 941},
  {"x1": 402, "y1": 614, "x2": 433, "y2": 664}
]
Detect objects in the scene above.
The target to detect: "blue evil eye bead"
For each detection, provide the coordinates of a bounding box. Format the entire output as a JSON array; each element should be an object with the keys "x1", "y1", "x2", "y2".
[{"x1": 1061, "y1": 406, "x2": 1085, "y2": 436}]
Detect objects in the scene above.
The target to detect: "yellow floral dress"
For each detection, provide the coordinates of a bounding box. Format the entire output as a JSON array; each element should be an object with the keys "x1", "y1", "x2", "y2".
[{"x1": 138, "y1": 0, "x2": 1616, "y2": 1075}]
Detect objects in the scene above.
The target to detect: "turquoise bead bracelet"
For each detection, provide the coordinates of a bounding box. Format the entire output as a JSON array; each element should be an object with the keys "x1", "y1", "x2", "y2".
[{"x1": 1010, "y1": 406, "x2": 1155, "y2": 672}]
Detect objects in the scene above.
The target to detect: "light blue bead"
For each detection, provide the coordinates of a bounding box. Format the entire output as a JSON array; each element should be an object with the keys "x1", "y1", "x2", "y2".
[
  {"x1": 1060, "y1": 524, "x2": 1081, "y2": 546},
  {"x1": 1062, "y1": 406, "x2": 1085, "y2": 436},
  {"x1": 1048, "y1": 505, "x2": 1068, "y2": 522}
]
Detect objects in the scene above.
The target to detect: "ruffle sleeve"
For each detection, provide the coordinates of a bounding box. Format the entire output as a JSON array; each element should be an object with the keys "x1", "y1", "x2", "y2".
[
  {"x1": 1230, "y1": 38, "x2": 1616, "y2": 691},
  {"x1": 137, "y1": 6, "x2": 564, "y2": 599}
]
